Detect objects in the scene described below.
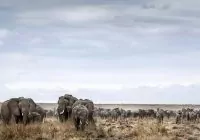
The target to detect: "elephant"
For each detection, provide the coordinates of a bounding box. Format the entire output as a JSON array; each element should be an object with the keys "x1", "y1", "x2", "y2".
[
  {"x1": 1, "y1": 97, "x2": 37, "y2": 125},
  {"x1": 63, "y1": 94, "x2": 78, "y2": 118},
  {"x1": 46, "y1": 110, "x2": 54, "y2": 117},
  {"x1": 28, "y1": 112, "x2": 42, "y2": 123},
  {"x1": 18, "y1": 98, "x2": 32, "y2": 125},
  {"x1": 35, "y1": 105, "x2": 47, "y2": 122},
  {"x1": 57, "y1": 96, "x2": 70, "y2": 122},
  {"x1": 72, "y1": 99, "x2": 95, "y2": 123},
  {"x1": 72, "y1": 104, "x2": 89, "y2": 131},
  {"x1": 18, "y1": 98, "x2": 37, "y2": 125},
  {"x1": 1, "y1": 98, "x2": 22, "y2": 125},
  {"x1": 57, "y1": 94, "x2": 78, "y2": 122}
]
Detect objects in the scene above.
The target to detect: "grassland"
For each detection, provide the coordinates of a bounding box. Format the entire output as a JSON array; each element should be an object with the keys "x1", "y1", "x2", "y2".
[
  {"x1": 1, "y1": 103, "x2": 200, "y2": 139},
  {"x1": 1, "y1": 117, "x2": 200, "y2": 140}
]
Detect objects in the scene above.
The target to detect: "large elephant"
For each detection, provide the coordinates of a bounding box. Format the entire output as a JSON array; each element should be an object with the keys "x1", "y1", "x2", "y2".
[
  {"x1": 63, "y1": 94, "x2": 78, "y2": 118},
  {"x1": 57, "y1": 96, "x2": 70, "y2": 122},
  {"x1": 1, "y1": 98, "x2": 22, "y2": 124},
  {"x1": 72, "y1": 99, "x2": 94, "y2": 123},
  {"x1": 1, "y1": 97, "x2": 37, "y2": 125},
  {"x1": 72, "y1": 104, "x2": 89, "y2": 131},
  {"x1": 18, "y1": 98, "x2": 33, "y2": 125},
  {"x1": 57, "y1": 94, "x2": 78, "y2": 122}
]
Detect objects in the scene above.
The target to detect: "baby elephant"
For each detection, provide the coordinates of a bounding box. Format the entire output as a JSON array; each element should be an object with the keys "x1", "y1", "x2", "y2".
[
  {"x1": 28, "y1": 112, "x2": 42, "y2": 123},
  {"x1": 72, "y1": 104, "x2": 89, "y2": 131}
]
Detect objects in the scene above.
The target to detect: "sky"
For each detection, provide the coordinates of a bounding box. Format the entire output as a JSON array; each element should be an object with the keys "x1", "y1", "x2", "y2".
[{"x1": 0, "y1": 0, "x2": 200, "y2": 104}]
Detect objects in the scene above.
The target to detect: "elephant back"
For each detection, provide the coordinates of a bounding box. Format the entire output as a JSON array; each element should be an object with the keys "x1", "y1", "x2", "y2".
[{"x1": 72, "y1": 99, "x2": 94, "y2": 112}]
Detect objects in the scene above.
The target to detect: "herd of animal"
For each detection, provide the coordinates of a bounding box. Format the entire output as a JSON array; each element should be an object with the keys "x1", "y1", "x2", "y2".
[
  {"x1": 0, "y1": 94, "x2": 95, "y2": 131},
  {"x1": 0, "y1": 94, "x2": 200, "y2": 132},
  {"x1": 95, "y1": 107, "x2": 200, "y2": 124}
]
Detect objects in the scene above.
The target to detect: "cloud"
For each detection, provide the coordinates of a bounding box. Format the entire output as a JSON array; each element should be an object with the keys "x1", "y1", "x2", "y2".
[
  {"x1": 16, "y1": 7, "x2": 111, "y2": 26},
  {"x1": 2, "y1": 83, "x2": 200, "y2": 104},
  {"x1": 0, "y1": 40, "x2": 3, "y2": 46},
  {"x1": 0, "y1": 0, "x2": 200, "y2": 103},
  {"x1": 0, "y1": 28, "x2": 10, "y2": 38},
  {"x1": 29, "y1": 37, "x2": 43, "y2": 45}
]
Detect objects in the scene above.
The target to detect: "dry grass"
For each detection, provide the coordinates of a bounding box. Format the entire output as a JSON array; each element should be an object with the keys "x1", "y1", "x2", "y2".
[{"x1": 0, "y1": 118, "x2": 200, "y2": 140}]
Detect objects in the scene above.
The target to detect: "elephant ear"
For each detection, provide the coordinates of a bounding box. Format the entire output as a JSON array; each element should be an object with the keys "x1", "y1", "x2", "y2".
[
  {"x1": 27, "y1": 98, "x2": 36, "y2": 105},
  {"x1": 64, "y1": 99, "x2": 70, "y2": 106},
  {"x1": 71, "y1": 97, "x2": 78, "y2": 103}
]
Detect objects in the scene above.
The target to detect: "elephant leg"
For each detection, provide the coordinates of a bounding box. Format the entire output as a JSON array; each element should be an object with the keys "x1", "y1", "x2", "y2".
[
  {"x1": 74, "y1": 118, "x2": 80, "y2": 131},
  {"x1": 2, "y1": 117, "x2": 10, "y2": 125},
  {"x1": 15, "y1": 116, "x2": 20, "y2": 124},
  {"x1": 65, "y1": 112, "x2": 68, "y2": 121},
  {"x1": 81, "y1": 121, "x2": 86, "y2": 131},
  {"x1": 59, "y1": 115, "x2": 63, "y2": 122}
]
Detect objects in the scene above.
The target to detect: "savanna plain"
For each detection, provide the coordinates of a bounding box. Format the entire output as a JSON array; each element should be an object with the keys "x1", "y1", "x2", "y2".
[{"x1": 0, "y1": 103, "x2": 200, "y2": 140}]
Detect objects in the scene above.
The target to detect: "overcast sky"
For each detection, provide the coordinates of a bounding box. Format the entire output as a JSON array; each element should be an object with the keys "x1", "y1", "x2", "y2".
[{"x1": 0, "y1": 0, "x2": 200, "y2": 104}]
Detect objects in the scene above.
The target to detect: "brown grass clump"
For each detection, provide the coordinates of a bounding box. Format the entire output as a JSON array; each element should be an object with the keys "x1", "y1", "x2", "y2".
[{"x1": 0, "y1": 124, "x2": 43, "y2": 140}]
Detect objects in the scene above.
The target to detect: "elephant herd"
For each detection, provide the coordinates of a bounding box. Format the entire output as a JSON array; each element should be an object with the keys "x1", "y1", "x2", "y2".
[
  {"x1": 0, "y1": 97, "x2": 47, "y2": 125},
  {"x1": 94, "y1": 107, "x2": 200, "y2": 124},
  {"x1": 1, "y1": 95, "x2": 200, "y2": 132},
  {"x1": 57, "y1": 94, "x2": 95, "y2": 131}
]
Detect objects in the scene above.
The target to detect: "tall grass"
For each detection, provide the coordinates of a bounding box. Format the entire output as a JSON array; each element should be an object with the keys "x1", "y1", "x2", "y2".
[{"x1": 0, "y1": 118, "x2": 199, "y2": 140}]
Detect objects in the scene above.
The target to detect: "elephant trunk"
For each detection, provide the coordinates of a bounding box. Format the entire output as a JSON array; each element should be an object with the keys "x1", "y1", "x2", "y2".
[{"x1": 22, "y1": 112, "x2": 29, "y2": 125}]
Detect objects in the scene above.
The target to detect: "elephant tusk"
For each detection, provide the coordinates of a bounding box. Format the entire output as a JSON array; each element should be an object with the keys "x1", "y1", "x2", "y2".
[
  {"x1": 60, "y1": 110, "x2": 64, "y2": 115},
  {"x1": 86, "y1": 121, "x2": 89, "y2": 125}
]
